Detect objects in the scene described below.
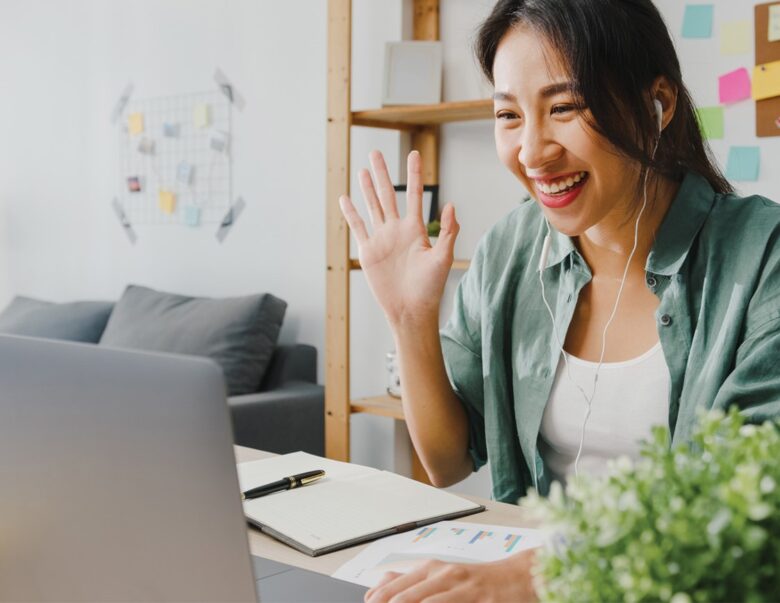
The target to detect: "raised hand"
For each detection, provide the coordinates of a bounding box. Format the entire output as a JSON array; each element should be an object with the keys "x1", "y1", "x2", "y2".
[{"x1": 338, "y1": 150, "x2": 459, "y2": 328}]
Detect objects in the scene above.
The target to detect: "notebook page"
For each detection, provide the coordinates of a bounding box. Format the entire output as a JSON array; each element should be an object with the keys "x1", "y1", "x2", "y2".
[
  {"x1": 244, "y1": 470, "x2": 481, "y2": 551},
  {"x1": 236, "y1": 451, "x2": 376, "y2": 491}
]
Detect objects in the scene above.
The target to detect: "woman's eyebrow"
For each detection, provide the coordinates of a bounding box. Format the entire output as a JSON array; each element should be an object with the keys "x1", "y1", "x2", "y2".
[{"x1": 492, "y1": 82, "x2": 573, "y2": 102}]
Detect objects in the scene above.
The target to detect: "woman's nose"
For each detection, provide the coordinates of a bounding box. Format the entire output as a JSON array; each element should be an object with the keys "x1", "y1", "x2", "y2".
[{"x1": 517, "y1": 119, "x2": 560, "y2": 170}]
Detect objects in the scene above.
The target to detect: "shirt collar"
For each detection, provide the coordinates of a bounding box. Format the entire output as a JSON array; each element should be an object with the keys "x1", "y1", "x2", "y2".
[
  {"x1": 538, "y1": 221, "x2": 577, "y2": 271},
  {"x1": 538, "y1": 171, "x2": 716, "y2": 275},
  {"x1": 646, "y1": 171, "x2": 716, "y2": 276}
]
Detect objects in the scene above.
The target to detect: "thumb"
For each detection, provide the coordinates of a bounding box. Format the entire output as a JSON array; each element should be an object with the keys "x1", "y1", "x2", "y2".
[{"x1": 434, "y1": 203, "x2": 459, "y2": 257}]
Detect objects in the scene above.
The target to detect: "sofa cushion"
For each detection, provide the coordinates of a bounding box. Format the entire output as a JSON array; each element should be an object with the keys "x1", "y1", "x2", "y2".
[
  {"x1": 0, "y1": 296, "x2": 114, "y2": 343},
  {"x1": 99, "y1": 285, "x2": 286, "y2": 395}
]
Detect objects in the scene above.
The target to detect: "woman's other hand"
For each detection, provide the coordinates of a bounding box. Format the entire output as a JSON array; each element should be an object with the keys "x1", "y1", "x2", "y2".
[
  {"x1": 363, "y1": 550, "x2": 538, "y2": 603},
  {"x1": 339, "y1": 150, "x2": 459, "y2": 328}
]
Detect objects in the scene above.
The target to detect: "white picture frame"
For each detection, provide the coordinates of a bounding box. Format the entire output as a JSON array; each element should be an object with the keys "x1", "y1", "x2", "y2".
[
  {"x1": 393, "y1": 184, "x2": 437, "y2": 224},
  {"x1": 382, "y1": 41, "x2": 443, "y2": 106}
]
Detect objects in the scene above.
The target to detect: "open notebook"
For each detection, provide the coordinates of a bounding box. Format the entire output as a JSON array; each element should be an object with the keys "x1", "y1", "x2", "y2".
[{"x1": 237, "y1": 452, "x2": 485, "y2": 556}]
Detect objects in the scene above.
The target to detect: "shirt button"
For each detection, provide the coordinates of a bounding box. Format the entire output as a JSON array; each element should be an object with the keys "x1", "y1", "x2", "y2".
[
  {"x1": 646, "y1": 276, "x2": 657, "y2": 288},
  {"x1": 660, "y1": 314, "x2": 672, "y2": 326}
]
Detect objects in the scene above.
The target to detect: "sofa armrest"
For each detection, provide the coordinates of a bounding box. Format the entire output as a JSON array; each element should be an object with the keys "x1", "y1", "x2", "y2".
[
  {"x1": 259, "y1": 344, "x2": 317, "y2": 391},
  {"x1": 228, "y1": 381, "x2": 324, "y2": 455}
]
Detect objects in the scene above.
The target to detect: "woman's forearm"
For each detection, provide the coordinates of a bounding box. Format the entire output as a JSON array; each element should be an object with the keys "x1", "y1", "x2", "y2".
[{"x1": 392, "y1": 315, "x2": 473, "y2": 487}]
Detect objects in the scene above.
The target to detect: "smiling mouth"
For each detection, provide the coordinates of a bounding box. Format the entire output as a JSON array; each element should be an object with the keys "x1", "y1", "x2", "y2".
[{"x1": 535, "y1": 171, "x2": 589, "y2": 196}]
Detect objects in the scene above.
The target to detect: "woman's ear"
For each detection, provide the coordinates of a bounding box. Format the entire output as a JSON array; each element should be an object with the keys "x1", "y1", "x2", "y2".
[{"x1": 650, "y1": 76, "x2": 678, "y2": 132}]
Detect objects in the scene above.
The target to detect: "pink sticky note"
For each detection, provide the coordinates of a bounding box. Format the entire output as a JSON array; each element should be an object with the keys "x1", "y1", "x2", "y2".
[{"x1": 719, "y1": 68, "x2": 752, "y2": 104}]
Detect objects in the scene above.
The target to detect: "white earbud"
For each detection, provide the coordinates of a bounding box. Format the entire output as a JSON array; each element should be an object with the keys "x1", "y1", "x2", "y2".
[
  {"x1": 539, "y1": 233, "x2": 552, "y2": 272},
  {"x1": 653, "y1": 98, "x2": 663, "y2": 133}
]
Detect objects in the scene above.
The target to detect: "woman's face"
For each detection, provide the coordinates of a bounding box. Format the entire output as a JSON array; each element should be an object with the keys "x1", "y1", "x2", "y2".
[{"x1": 492, "y1": 25, "x2": 641, "y2": 237}]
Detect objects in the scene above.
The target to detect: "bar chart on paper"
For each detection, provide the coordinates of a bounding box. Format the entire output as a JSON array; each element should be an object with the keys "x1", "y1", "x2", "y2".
[{"x1": 332, "y1": 521, "x2": 544, "y2": 588}]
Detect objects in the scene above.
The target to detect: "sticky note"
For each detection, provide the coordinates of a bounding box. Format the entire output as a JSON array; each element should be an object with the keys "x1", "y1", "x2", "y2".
[
  {"x1": 163, "y1": 122, "x2": 179, "y2": 137},
  {"x1": 127, "y1": 176, "x2": 141, "y2": 192},
  {"x1": 726, "y1": 146, "x2": 760, "y2": 182},
  {"x1": 753, "y1": 60, "x2": 780, "y2": 101},
  {"x1": 769, "y1": 5, "x2": 780, "y2": 43},
  {"x1": 696, "y1": 107, "x2": 724, "y2": 139},
  {"x1": 158, "y1": 190, "x2": 176, "y2": 215},
  {"x1": 682, "y1": 4, "x2": 714, "y2": 39},
  {"x1": 209, "y1": 130, "x2": 230, "y2": 153},
  {"x1": 184, "y1": 206, "x2": 201, "y2": 227},
  {"x1": 137, "y1": 137, "x2": 155, "y2": 155},
  {"x1": 128, "y1": 112, "x2": 144, "y2": 135},
  {"x1": 720, "y1": 21, "x2": 750, "y2": 55},
  {"x1": 718, "y1": 68, "x2": 751, "y2": 104},
  {"x1": 193, "y1": 104, "x2": 211, "y2": 128},
  {"x1": 177, "y1": 161, "x2": 194, "y2": 184}
]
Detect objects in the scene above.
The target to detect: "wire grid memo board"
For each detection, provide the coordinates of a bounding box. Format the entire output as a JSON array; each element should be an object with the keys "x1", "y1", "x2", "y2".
[{"x1": 117, "y1": 89, "x2": 232, "y2": 226}]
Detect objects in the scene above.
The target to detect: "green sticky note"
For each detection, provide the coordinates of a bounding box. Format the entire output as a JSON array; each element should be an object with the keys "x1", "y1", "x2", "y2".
[
  {"x1": 682, "y1": 4, "x2": 714, "y2": 39},
  {"x1": 696, "y1": 106, "x2": 724, "y2": 139},
  {"x1": 726, "y1": 146, "x2": 760, "y2": 181}
]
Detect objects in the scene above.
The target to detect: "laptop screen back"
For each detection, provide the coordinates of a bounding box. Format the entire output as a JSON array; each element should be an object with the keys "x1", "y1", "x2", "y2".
[{"x1": 0, "y1": 335, "x2": 257, "y2": 601}]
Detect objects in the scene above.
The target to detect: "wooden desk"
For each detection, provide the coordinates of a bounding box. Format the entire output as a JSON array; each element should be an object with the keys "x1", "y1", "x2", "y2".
[{"x1": 235, "y1": 446, "x2": 539, "y2": 577}]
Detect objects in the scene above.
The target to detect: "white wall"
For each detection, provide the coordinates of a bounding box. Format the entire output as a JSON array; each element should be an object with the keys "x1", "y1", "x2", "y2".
[
  {"x1": 0, "y1": 0, "x2": 330, "y2": 350},
  {"x1": 1, "y1": 1, "x2": 778, "y2": 500}
]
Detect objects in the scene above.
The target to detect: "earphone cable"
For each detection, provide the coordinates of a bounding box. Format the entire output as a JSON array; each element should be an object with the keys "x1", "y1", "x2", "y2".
[{"x1": 538, "y1": 133, "x2": 661, "y2": 480}]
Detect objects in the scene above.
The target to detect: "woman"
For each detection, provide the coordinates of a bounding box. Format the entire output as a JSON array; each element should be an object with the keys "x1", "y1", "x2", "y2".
[{"x1": 339, "y1": 0, "x2": 780, "y2": 600}]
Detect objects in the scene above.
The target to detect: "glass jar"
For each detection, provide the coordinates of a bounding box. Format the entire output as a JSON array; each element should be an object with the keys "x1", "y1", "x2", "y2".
[{"x1": 385, "y1": 350, "x2": 401, "y2": 398}]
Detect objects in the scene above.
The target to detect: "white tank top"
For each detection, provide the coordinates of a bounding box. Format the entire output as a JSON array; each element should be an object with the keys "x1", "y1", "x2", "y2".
[{"x1": 539, "y1": 342, "x2": 671, "y2": 487}]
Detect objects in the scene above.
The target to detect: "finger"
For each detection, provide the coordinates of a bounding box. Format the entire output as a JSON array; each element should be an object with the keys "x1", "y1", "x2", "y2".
[
  {"x1": 339, "y1": 195, "x2": 370, "y2": 243},
  {"x1": 382, "y1": 569, "x2": 461, "y2": 603},
  {"x1": 369, "y1": 150, "x2": 400, "y2": 219},
  {"x1": 358, "y1": 168, "x2": 385, "y2": 226},
  {"x1": 405, "y1": 150, "x2": 424, "y2": 223},
  {"x1": 434, "y1": 203, "x2": 459, "y2": 259},
  {"x1": 365, "y1": 562, "x2": 434, "y2": 602},
  {"x1": 364, "y1": 572, "x2": 402, "y2": 602},
  {"x1": 422, "y1": 585, "x2": 473, "y2": 603}
]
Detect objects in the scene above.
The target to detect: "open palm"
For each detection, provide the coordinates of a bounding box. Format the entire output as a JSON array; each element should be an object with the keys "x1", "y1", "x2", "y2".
[{"x1": 338, "y1": 150, "x2": 459, "y2": 327}]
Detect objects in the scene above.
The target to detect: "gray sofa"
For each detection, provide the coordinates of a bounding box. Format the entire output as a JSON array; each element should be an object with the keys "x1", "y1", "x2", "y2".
[
  {"x1": 0, "y1": 286, "x2": 324, "y2": 456},
  {"x1": 231, "y1": 343, "x2": 324, "y2": 454}
]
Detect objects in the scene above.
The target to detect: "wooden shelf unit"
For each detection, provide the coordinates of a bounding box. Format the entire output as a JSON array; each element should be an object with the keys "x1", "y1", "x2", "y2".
[
  {"x1": 325, "y1": 0, "x2": 491, "y2": 483},
  {"x1": 352, "y1": 99, "x2": 493, "y2": 130}
]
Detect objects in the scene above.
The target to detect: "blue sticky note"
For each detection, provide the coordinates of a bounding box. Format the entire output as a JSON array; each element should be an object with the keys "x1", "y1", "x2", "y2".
[
  {"x1": 726, "y1": 146, "x2": 760, "y2": 182},
  {"x1": 184, "y1": 206, "x2": 201, "y2": 227},
  {"x1": 177, "y1": 161, "x2": 194, "y2": 184},
  {"x1": 682, "y1": 4, "x2": 714, "y2": 39}
]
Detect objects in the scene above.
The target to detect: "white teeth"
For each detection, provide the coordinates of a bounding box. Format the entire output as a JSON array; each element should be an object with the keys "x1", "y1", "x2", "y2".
[{"x1": 537, "y1": 171, "x2": 586, "y2": 195}]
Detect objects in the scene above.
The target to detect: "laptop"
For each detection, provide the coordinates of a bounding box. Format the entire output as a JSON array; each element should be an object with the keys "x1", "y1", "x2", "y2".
[{"x1": 0, "y1": 334, "x2": 367, "y2": 602}]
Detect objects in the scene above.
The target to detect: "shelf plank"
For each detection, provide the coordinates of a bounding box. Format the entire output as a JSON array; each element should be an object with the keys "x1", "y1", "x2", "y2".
[
  {"x1": 349, "y1": 258, "x2": 471, "y2": 271},
  {"x1": 352, "y1": 99, "x2": 493, "y2": 130},
  {"x1": 351, "y1": 395, "x2": 405, "y2": 420}
]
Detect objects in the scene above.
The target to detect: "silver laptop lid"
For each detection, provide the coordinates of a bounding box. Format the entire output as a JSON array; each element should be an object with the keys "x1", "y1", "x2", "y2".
[{"x1": 0, "y1": 335, "x2": 257, "y2": 602}]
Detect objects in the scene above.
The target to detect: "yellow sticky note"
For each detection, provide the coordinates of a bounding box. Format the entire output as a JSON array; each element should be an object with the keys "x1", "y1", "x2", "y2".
[
  {"x1": 753, "y1": 61, "x2": 780, "y2": 101},
  {"x1": 128, "y1": 112, "x2": 144, "y2": 135},
  {"x1": 193, "y1": 104, "x2": 211, "y2": 128},
  {"x1": 720, "y1": 21, "x2": 750, "y2": 56},
  {"x1": 769, "y1": 5, "x2": 780, "y2": 43},
  {"x1": 158, "y1": 190, "x2": 176, "y2": 215}
]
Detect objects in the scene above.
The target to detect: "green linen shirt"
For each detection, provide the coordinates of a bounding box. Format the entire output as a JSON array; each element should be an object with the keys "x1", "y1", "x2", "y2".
[{"x1": 440, "y1": 172, "x2": 780, "y2": 504}]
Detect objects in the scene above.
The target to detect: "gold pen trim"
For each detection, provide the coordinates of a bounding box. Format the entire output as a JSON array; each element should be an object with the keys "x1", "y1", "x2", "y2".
[{"x1": 299, "y1": 473, "x2": 325, "y2": 486}]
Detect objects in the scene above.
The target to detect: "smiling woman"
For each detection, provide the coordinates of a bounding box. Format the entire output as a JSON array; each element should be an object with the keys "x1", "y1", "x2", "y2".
[{"x1": 337, "y1": 1, "x2": 780, "y2": 601}]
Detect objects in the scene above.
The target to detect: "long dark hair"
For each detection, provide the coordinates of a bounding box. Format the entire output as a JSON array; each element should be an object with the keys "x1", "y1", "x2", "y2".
[{"x1": 476, "y1": 0, "x2": 733, "y2": 195}]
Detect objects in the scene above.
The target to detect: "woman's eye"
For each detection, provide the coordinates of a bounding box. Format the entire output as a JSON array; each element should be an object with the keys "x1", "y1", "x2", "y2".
[
  {"x1": 551, "y1": 104, "x2": 576, "y2": 115},
  {"x1": 496, "y1": 112, "x2": 518, "y2": 121}
]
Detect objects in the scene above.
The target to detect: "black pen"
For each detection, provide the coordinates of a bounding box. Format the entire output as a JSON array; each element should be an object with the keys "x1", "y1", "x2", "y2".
[{"x1": 241, "y1": 470, "x2": 326, "y2": 500}]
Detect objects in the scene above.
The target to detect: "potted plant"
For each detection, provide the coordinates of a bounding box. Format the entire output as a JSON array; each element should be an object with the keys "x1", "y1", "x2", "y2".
[{"x1": 523, "y1": 408, "x2": 780, "y2": 602}]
